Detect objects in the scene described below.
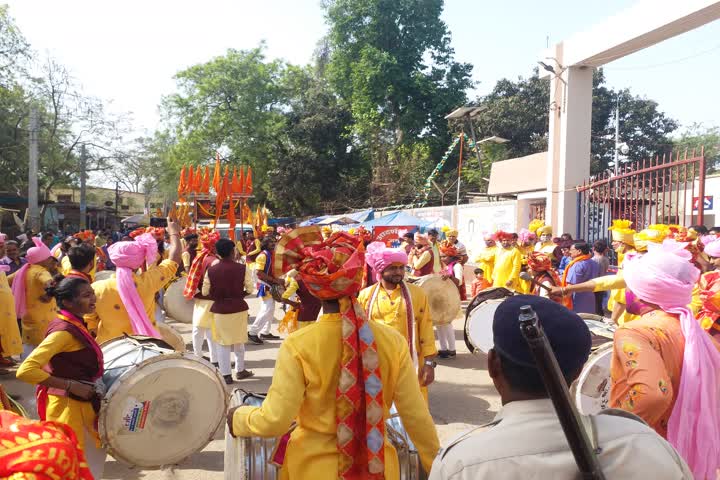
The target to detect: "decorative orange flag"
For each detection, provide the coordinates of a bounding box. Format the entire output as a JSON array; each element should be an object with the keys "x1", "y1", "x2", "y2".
[
  {"x1": 193, "y1": 165, "x2": 203, "y2": 193},
  {"x1": 178, "y1": 165, "x2": 187, "y2": 200},
  {"x1": 212, "y1": 153, "x2": 221, "y2": 193},
  {"x1": 245, "y1": 166, "x2": 253, "y2": 194},
  {"x1": 227, "y1": 198, "x2": 237, "y2": 241},
  {"x1": 231, "y1": 168, "x2": 240, "y2": 194},
  {"x1": 186, "y1": 166, "x2": 194, "y2": 194},
  {"x1": 201, "y1": 166, "x2": 210, "y2": 193},
  {"x1": 214, "y1": 169, "x2": 230, "y2": 225},
  {"x1": 238, "y1": 167, "x2": 245, "y2": 194}
]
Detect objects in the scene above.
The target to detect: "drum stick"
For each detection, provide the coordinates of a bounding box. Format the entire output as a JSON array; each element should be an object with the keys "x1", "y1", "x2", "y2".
[
  {"x1": 518, "y1": 306, "x2": 606, "y2": 480},
  {"x1": 519, "y1": 271, "x2": 552, "y2": 293}
]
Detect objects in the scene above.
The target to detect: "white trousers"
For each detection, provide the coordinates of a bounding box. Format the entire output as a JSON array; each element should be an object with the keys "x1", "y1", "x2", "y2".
[
  {"x1": 249, "y1": 298, "x2": 275, "y2": 335},
  {"x1": 192, "y1": 326, "x2": 217, "y2": 362},
  {"x1": 84, "y1": 429, "x2": 107, "y2": 480},
  {"x1": 217, "y1": 343, "x2": 246, "y2": 376},
  {"x1": 436, "y1": 323, "x2": 456, "y2": 351}
]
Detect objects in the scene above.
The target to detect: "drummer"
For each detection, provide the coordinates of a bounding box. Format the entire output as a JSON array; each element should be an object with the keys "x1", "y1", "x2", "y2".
[
  {"x1": 526, "y1": 252, "x2": 561, "y2": 300},
  {"x1": 16, "y1": 276, "x2": 106, "y2": 479},
  {"x1": 86, "y1": 217, "x2": 182, "y2": 343},
  {"x1": 180, "y1": 232, "x2": 199, "y2": 273},
  {"x1": 359, "y1": 242, "x2": 438, "y2": 394},
  {"x1": 429, "y1": 295, "x2": 692, "y2": 479},
  {"x1": 445, "y1": 228, "x2": 468, "y2": 265},
  {"x1": 438, "y1": 241, "x2": 465, "y2": 359},
  {"x1": 611, "y1": 239, "x2": 720, "y2": 478},
  {"x1": 228, "y1": 227, "x2": 440, "y2": 479},
  {"x1": 409, "y1": 232, "x2": 435, "y2": 276}
]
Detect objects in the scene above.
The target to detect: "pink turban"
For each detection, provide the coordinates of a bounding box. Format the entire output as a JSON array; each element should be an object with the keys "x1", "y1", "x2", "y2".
[
  {"x1": 366, "y1": 241, "x2": 407, "y2": 282},
  {"x1": 11, "y1": 237, "x2": 53, "y2": 318},
  {"x1": 704, "y1": 238, "x2": 720, "y2": 258},
  {"x1": 624, "y1": 239, "x2": 720, "y2": 478},
  {"x1": 108, "y1": 233, "x2": 160, "y2": 338},
  {"x1": 517, "y1": 228, "x2": 537, "y2": 245}
]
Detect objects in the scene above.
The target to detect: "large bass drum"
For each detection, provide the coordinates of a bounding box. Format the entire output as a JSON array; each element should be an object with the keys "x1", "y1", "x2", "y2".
[
  {"x1": 99, "y1": 336, "x2": 227, "y2": 467},
  {"x1": 156, "y1": 322, "x2": 187, "y2": 353},
  {"x1": 163, "y1": 277, "x2": 194, "y2": 324},
  {"x1": 463, "y1": 287, "x2": 514, "y2": 355},
  {"x1": 225, "y1": 390, "x2": 425, "y2": 480},
  {"x1": 413, "y1": 274, "x2": 461, "y2": 326},
  {"x1": 571, "y1": 341, "x2": 613, "y2": 415}
]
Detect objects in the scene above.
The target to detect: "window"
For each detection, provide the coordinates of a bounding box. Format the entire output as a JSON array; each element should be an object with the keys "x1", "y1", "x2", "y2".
[{"x1": 57, "y1": 194, "x2": 72, "y2": 202}]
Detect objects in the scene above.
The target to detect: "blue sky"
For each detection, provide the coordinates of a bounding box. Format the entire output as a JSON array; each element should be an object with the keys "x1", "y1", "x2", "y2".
[{"x1": 5, "y1": 0, "x2": 719, "y2": 135}]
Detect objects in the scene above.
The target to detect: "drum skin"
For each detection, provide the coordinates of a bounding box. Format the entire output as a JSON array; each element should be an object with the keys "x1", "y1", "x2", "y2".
[
  {"x1": 572, "y1": 341, "x2": 613, "y2": 415},
  {"x1": 99, "y1": 336, "x2": 227, "y2": 467},
  {"x1": 94, "y1": 270, "x2": 114, "y2": 282},
  {"x1": 163, "y1": 277, "x2": 194, "y2": 324},
  {"x1": 157, "y1": 323, "x2": 187, "y2": 353},
  {"x1": 414, "y1": 274, "x2": 461, "y2": 326},
  {"x1": 463, "y1": 287, "x2": 514, "y2": 354}
]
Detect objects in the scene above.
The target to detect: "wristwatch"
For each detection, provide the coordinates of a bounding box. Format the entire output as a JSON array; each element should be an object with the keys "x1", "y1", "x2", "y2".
[{"x1": 424, "y1": 359, "x2": 437, "y2": 368}]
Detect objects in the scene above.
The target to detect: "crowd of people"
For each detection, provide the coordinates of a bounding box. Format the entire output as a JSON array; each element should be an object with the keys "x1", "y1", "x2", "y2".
[{"x1": 1, "y1": 216, "x2": 720, "y2": 479}]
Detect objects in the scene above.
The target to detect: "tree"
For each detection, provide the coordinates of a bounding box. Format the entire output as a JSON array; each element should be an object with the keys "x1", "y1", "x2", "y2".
[
  {"x1": 110, "y1": 136, "x2": 165, "y2": 211},
  {"x1": 0, "y1": 5, "x2": 29, "y2": 84},
  {"x1": 673, "y1": 124, "x2": 720, "y2": 173},
  {"x1": 161, "y1": 46, "x2": 288, "y2": 205},
  {"x1": 322, "y1": 0, "x2": 473, "y2": 205}
]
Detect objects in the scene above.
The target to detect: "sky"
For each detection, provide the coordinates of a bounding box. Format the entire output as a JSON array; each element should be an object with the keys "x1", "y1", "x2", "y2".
[{"x1": 4, "y1": 0, "x2": 720, "y2": 137}]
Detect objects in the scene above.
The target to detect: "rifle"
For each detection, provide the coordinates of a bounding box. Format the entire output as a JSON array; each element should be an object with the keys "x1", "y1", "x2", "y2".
[{"x1": 518, "y1": 305, "x2": 606, "y2": 480}]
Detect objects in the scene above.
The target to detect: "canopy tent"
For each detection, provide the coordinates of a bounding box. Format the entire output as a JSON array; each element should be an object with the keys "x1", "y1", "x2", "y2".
[
  {"x1": 121, "y1": 214, "x2": 150, "y2": 225},
  {"x1": 361, "y1": 211, "x2": 428, "y2": 228},
  {"x1": 299, "y1": 209, "x2": 374, "y2": 227},
  {"x1": 347, "y1": 209, "x2": 374, "y2": 223},
  {"x1": 299, "y1": 215, "x2": 330, "y2": 227},
  {"x1": 316, "y1": 215, "x2": 358, "y2": 225}
]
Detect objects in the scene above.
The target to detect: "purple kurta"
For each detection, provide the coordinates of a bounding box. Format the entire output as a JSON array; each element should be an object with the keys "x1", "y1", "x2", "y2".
[{"x1": 566, "y1": 258, "x2": 600, "y2": 314}]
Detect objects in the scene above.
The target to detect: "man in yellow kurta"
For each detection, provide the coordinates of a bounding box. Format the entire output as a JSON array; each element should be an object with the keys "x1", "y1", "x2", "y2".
[
  {"x1": 428, "y1": 229, "x2": 443, "y2": 273},
  {"x1": 359, "y1": 242, "x2": 438, "y2": 401},
  {"x1": 228, "y1": 227, "x2": 439, "y2": 479},
  {"x1": 492, "y1": 232, "x2": 522, "y2": 289},
  {"x1": 474, "y1": 233, "x2": 497, "y2": 284},
  {"x1": 534, "y1": 225, "x2": 558, "y2": 263},
  {"x1": 0, "y1": 268, "x2": 21, "y2": 361},
  {"x1": 9, "y1": 237, "x2": 57, "y2": 358},
  {"x1": 86, "y1": 222, "x2": 182, "y2": 343}
]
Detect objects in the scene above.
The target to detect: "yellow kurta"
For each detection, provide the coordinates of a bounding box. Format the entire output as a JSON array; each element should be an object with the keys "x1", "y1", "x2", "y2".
[
  {"x1": 16, "y1": 330, "x2": 99, "y2": 449},
  {"x1": 474, "y1": 246, "x2": 496, "y2": 283},
  {"x1": 517, "y1": 245, "x2": 534, "y2": 294},
  {"x1": 202, "y1": 265, "x2": 254, "y2": 346},
  {"x1": 21, "y1": 265, "x2": 56, "y2": 347},
  {"x1": 492, "y1": 247, "x2": 522, "y2": 289},
  {"x1": 431, "y1": 243, "x2": 442, "y2": 273},
  {"x1": 534, "y1": 241, "x2": 557, "y2": 262},
  {"x1": 86, "y1": 260, "x2": 178, "y2": 344},
  {"x1": 232, "y1": 313, "x2": 440, "y2": 479},
  {"x1": 0, "y1": 272, "x2": 21, "y2": 356},
  {"x1": 254, "y1": 252, "x2": 271, "y2": 299}
]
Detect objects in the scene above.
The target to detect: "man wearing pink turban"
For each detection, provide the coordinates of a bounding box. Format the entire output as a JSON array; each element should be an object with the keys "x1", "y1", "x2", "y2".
[
  {"x1": 612, "y1": 239, "x2": 720, "y2": 479},
  {"x1": 357, "y1": 242, "x2": 437, "y2": 402},
  {"x1": 86, "y1": 218, "x2": 182, "y2": 344},
  {"x1": 9, "y1": 237, "x2": 56, "y2": 358}
]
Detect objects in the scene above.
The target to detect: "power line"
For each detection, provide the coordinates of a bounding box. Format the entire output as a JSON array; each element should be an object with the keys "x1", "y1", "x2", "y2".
[{"x1": 603, "y1": 43, "x2": 720, "y2": 71}]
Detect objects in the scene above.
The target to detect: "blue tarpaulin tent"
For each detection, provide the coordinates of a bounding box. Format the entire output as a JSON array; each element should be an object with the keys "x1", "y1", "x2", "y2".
[{"x1": 361, "y1": 211, "x2": 428, "y2": 228}]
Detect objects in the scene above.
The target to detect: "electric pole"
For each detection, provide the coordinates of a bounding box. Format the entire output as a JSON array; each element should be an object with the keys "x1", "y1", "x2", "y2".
[
  {"x1": 79, "y1": 145, "x2": 87, "y2": 230},
  {"x1": 28, "y1": 105, "x2": 40, "y2": 232}
]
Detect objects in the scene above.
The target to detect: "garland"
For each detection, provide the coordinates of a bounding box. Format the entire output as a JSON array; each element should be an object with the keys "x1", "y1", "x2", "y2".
[{"x1": 411, "y1": 133, "x2": 480, "y2": 208}]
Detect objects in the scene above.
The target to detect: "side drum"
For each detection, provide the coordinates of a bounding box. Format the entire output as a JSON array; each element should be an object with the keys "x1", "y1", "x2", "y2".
[
  {"x1": 225, "y1": 390, "x2": 426, "y2": 480},
  {"x1": 163, "y1": 277, "x2": 194, "y2": 324},
  {"x1": 571, "y1": 341, "x2": 613, "y2": 415},
  {"x1": 463, "y1": 287, "x2": 514, "y2": 354},
  {"x1": 413, "y1": 274, "x2": 461, "y2": 326},
  {"x1": 99, "y1": 336, "x2": 227, "y2": 467}
]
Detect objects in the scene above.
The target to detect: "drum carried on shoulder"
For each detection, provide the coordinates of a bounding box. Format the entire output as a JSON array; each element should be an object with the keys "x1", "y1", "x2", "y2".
[
  {"x1": 412, "y1": 274, "x2": 461, "y2": 326},
  {"x1": 163, "y1": 277, "x2": 194, "y2": 324},
  {"x1": 225, "y1": 390, "x2": 426, "y2": 480},
  {"x1": 99, "y1": 335, "x2": 227, "y2": 467},
  {"x1": 463, "y1": 287, "x2": 515, "y2": 354}
]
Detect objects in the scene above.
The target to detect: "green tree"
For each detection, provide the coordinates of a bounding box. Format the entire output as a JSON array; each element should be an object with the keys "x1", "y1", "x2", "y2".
[
  {"x1": 322, "y1": 0, "x2": 473, "y2": 205},
  {"x1": 672, "y1": 124, "x2": 720, "y2": 173},
  {"x1": 161, "y1": 46, "x2": 288, "y2": 205}
]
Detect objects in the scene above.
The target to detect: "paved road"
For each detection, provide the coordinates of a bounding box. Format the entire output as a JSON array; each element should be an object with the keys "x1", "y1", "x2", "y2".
[{"x1": 3, "y1": 297, "x2": 500, "y2": 479}]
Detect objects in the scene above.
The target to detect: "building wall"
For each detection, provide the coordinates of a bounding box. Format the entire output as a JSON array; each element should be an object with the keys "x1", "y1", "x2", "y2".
[{"x1": 48, "y1": 186, "x2": 165, "y2": 216}]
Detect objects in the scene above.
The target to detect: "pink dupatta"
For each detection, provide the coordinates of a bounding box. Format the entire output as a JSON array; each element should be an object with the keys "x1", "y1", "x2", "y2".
[
  {"x1": 624, "y1": 240, "x2": 720, "y2": 478},
  {"x1": 107, "y1": 234, "x2": 160, "y2": 337}
]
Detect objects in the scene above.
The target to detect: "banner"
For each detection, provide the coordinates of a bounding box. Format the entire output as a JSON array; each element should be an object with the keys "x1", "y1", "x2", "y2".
[{"x1": 373, "y1": 226, "x2": 414, "y2": 247}]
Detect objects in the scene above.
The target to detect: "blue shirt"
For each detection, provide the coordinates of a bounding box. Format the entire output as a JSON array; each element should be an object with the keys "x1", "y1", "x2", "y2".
[
  {"x1": 566, "y1": 258, "x2": 600, "y2": 314},
  {"x1": 558, "y1": 255, "x2": 571, "y2": 274}
]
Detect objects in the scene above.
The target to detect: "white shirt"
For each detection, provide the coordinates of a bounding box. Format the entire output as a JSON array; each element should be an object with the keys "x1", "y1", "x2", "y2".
[{"x1": 429, "y1": 399, "x2": 692, "y2": 480}]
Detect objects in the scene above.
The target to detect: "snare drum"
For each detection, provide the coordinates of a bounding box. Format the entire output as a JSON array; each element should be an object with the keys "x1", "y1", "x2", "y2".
[
  {"x1": 225, "y1": 390, "x2": 425, "y2": 480},
  {"x1": 163, "y1": 277, "x2": 194, "y2": 324},
  {"x1": 414, "y1": 274, "x2": 461, "y2": 326},
  {"x1": 463, "y1": 288, "x2": 514, "y2": 354},
  {"x1": 572, "y1": 341, "x2": 613, "y2": 415},
  {"x1": 99, "y1": 336, "x2": 227, "y2": 467}
]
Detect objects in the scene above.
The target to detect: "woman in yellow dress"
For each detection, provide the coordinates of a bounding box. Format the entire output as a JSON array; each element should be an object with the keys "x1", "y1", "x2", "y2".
[{"x1": 16, "y1": 276, "x2": 106, "y2": 479}]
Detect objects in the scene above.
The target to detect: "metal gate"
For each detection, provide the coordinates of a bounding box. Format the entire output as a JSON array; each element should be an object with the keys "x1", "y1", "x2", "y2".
[{"x1": 576, "y1": 148, "x2": 706, "y2": 244}]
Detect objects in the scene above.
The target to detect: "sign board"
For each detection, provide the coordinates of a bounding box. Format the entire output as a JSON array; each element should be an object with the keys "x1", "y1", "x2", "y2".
[
  {"x1": 373, "y1": 226, "x2": 415, "y2": 247},
  {"x1": 693, "y1": 196, "x2": 713, "y2": 211}
]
